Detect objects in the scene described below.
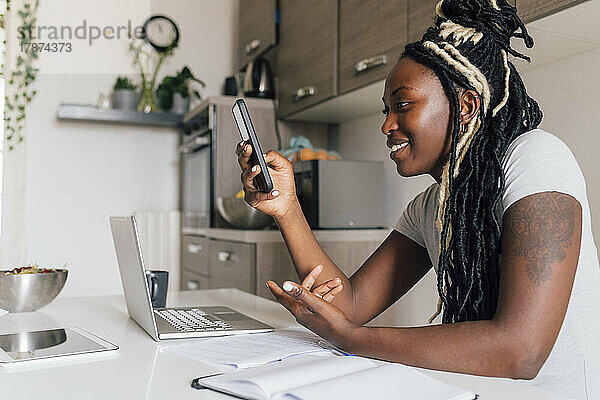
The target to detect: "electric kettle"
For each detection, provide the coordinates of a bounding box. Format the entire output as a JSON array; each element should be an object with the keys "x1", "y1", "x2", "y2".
[{"x1": 243, "y1": 58, "x2": 275, "y2": 99}]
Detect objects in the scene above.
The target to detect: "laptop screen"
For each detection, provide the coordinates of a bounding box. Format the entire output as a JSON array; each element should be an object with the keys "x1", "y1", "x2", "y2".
[{"x1": 109, "y1": 216, "x2": 159, "y2": 340}]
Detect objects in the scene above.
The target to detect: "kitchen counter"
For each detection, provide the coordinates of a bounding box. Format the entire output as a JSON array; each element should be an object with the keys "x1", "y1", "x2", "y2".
[
  {"x1": 0, "y1": 290, "x2": 566, "y2": 399},
  {"x1": 182, "y1": 227, "x2": 391, "y2": 243}
]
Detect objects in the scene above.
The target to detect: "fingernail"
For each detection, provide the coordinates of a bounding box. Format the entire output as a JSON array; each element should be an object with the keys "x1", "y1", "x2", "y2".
[
  {"x1": 335, "y1": 278, "x2": 341, "y2": 283},
  {"x1": 238, "y1": 141, "x2": 244, "y2": 147},
  {"x1": 263, "y1": 153, "x2": 267, "y2": 157},
  {"x1": 245, "y1": 144, "x2": 250, "y2": 152},
  {"x1": 251, "y1": 165, "x2": 258, "y2": 172},
  {"x1": 283, "y1": 282, "x2": 294, "y2": 292},
  {"x1": 265, "y1": 282, "x2": 269, "y2": 288},
  {"x1": 272, "y1": 190, "x2": 279, "y2": 196}
]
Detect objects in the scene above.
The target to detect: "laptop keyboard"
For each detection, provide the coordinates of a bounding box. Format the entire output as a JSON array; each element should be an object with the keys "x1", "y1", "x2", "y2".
[{"x1": 156, "y1": 309, "x2": 233, "y2": 332}]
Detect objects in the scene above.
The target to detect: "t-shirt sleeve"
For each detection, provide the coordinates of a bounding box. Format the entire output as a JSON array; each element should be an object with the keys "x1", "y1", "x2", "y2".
[
  {"x1": 394, "y1": 188, "x2": 430, "y2": 248},
  {"x1": 502, "y1": 130, "x2": 587, "y2": 212}
]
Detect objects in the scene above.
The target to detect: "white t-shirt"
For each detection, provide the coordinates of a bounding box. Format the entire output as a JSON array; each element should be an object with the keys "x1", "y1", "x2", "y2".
[{"x1": 394, "y1": 130, "x2": 600, "y2": 399}]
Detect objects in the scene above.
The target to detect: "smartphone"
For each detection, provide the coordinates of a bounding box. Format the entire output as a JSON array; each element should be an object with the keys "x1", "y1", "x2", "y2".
[{"x1": 232, "y1": 98, "x2": 274, "y2": 193}]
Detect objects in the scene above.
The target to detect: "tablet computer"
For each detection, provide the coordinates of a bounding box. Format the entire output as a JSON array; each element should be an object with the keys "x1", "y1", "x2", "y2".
[{"x1": 0, "y1": 327, "x2": 118, "y2": 368}]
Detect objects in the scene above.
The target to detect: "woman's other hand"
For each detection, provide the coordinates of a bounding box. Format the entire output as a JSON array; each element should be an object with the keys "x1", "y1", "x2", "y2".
[
  {"x1": 236, "y1": 141, "x2": 298, "y2": 221},
  {"x1": 300, "y1": 264, "x2": 343, "y2": 302},
  {"x1": 266, "y1": 269, "x2": 358, "y2": 351}
]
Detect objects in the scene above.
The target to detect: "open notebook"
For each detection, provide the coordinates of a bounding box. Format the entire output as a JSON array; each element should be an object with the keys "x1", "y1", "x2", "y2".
[{"x1": 197, "y1": 354, "x2": 477, "y2": 400}]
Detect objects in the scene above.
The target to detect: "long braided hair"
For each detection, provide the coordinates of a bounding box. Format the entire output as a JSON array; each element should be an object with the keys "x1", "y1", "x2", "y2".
[{"x1": 402, "y1": 0, "x2": 543, "y2": 323}]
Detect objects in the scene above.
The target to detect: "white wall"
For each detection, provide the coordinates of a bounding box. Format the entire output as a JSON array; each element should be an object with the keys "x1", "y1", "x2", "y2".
[
  {"x1": 336, "y1": 47, "x2": 600, "y2": 326},
  {"x1": 520, "y1": 47, "x2": 600, "y2": 245},
  {"x1": 14, "y1": 0, "x2": 239, "y2": 297}
]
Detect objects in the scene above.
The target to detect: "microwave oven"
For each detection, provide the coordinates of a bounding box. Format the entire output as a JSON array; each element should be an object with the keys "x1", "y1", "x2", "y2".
[{"x1": 293, "y1": 160, "x2": 386, "y2": 229}]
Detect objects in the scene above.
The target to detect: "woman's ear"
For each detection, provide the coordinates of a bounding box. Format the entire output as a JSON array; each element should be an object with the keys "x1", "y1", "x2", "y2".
[{"x1": 459, "y1": 89, "x2": 481, "y2": 124}]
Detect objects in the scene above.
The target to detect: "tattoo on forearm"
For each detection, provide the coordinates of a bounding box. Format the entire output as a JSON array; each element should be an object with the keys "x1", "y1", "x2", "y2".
[{"x1": 508, "y1": 193, "x2": 577, "y2": 286}]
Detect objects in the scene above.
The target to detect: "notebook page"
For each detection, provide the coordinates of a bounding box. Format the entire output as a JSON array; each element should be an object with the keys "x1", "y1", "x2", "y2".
[
  {"x1": 201, "y1": 354, "x2": 377, "y2": 399},
  {"x1": 279, "y1": 363, "x2": 476, "y2": 400},
  {"x1": 162, "y1": 326, "x2": 332, "y2": 368}
]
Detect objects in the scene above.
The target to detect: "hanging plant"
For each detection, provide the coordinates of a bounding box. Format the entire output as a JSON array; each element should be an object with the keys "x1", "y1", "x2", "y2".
[{"x1": 4, "y1": 0, "x2": 40, "y2": 151}]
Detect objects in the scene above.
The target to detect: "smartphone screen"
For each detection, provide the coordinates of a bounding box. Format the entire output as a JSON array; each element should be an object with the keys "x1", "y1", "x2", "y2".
[{"x1": 232, "y1": 99, "x2": 274, "y2": 193}]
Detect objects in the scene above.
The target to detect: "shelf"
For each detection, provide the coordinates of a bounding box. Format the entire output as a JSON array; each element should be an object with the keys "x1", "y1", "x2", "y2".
[{"x1": 56, "y1": 104, "x2": 183, "y2": 128}]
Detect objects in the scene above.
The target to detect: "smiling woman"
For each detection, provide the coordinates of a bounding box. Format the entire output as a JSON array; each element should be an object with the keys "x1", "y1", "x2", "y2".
[{"x1": 235, "y1": 0, "x2": 600, "y2": 399}]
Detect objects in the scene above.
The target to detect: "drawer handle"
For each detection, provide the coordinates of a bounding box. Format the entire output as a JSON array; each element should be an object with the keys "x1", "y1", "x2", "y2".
[
  {"x1": 354, "y1": 54, "x2": 388, "y2": 75},
  {"x1": 245, "y1": 39, "x2": 262, "y2": 55},
  {"x1": 186, "y1": 280, "x2": 199, "y2": 290},
  {"x1": 187, "y1": 244, "x2": 203, "y2": 254},
  {"x1": 218, "y1": 251, "x2": 234, "y2": 262},
  {"x1": 292, "y1": 86, "x2": 316, "y2": 102}
]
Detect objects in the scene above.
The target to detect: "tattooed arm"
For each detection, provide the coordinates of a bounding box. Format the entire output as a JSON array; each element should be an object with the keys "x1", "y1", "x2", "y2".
[{"x1": 272, "y1": 191, "x2": 582, "y2": 379}]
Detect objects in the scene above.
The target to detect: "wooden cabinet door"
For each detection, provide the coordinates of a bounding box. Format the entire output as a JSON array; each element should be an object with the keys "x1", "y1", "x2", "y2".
[
  {"x1": 516, "y1": 0, "x2": 587, "y2": 23},
  {"x1": 237, "y1": 0, "x2": 277, "y2": 68},
  {"x1": 210, "y1": 239, "x2": 255, "y2": 294},
  {"x1": 181, "y1": 235, "x2": 210, "y2": 275},
  {"x1": 339, "y1": 0, "x2": 408, "y2": 95},
  {"x1": 408, "y1": 0, "x2": 439, "y2": 43},
  {"x1": 181, "y1": 268, "x2": 210, "y2": 291},
  {"x1": 278, "y1": 0, "x2": 338, "y2": 118}
]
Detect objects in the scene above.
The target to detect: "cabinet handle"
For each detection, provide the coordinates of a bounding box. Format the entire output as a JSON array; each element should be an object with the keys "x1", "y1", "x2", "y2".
[
  {"x1": 186, "y1": 280, "x2": 199, "y2": 290},
  {"x1": 187, "y1": 243, "x2": 203, "y2": 254},
  {"x1": 292, "y1": 86, "x2": 316, "y2": 102},
  {"x1": 354, "y1": 54, "x2": 388, "y2": 75},
  {"x1": 218, "y1": 251, "x2": 234, "y2": 262},
  {"x1": 245, "y1": 39, "x2": 262, "y2": 55}
]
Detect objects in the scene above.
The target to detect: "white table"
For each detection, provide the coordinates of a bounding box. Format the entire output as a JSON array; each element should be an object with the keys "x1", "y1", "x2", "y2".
[{"x1": 0, "y1": 289, "x2": 564, "y2": 399}]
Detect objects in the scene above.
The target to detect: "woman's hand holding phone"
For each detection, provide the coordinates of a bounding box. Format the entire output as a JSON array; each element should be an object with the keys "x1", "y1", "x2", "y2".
[{"x1": 236, "y1": 141, "x2": 299, "y2": 222}]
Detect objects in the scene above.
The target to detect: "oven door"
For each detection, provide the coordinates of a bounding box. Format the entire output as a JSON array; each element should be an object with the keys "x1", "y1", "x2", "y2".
[{"x1": 181, "y1": 135, "x2": 211, "y2": 229}]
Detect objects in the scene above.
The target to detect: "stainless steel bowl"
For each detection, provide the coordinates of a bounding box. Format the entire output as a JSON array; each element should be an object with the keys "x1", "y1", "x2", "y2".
[
  {"x1": 0, "y1": 269, "x2": 68, "y2": 312},
  {"x1": 217, "y1": 197, "x2": 274, "y2": 229}
]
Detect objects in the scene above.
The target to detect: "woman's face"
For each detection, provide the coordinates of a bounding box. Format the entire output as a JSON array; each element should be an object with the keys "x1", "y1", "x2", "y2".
[{"x1": 381, "y1": 57, "x2": 453, "y2": 181}]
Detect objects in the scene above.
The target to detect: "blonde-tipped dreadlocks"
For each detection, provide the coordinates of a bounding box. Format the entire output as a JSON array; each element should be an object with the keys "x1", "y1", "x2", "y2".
[{"x1": 403, "y1": 0, "x2": 542, "y2": 323}]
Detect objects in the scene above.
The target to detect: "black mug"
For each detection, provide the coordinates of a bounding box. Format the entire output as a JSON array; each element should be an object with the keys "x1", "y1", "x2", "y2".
[{"x1": 145, "y1": 270, "x2": 168, "y2": 309}]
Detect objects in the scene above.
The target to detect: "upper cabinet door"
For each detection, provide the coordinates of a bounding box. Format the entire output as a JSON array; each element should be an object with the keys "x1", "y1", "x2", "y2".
[
  {"x1": 516, "y1": 0, "x2": 586, "y2": 23},
  {"x1": 237, "y1": 0, "x2": 278, "y2": 68},
  {"x1": 339, "y1": 0, "x2": 408, "y2": 95},
  {"x1": 278, "y1": 0, "x2": 338, "y2": 118},
  {"x1": 407, "y1": 0, "x2": 439, "y2": 43}
]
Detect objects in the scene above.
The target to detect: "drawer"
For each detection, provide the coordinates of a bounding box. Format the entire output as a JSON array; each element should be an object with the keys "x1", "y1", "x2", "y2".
[
  {"x1": 181, "y1": 235, "x2": 210, "y2": 275},
  {"x1": 181, "y1": 268, "x2": 210, "y2": 291},
  {"x1": 210, "y1": 240, "x2": 255, "y2": 294}
]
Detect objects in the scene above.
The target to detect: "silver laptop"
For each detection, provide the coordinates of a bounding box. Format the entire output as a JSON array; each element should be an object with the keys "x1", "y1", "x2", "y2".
[{"x1": 109, "y1": 215, "x2": 273, "y2": 341}]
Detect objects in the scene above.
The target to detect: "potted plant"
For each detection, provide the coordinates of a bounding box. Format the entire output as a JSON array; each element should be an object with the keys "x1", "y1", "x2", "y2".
[
  {"x1": 156, "y1": 66, "x2": 205, "y2": 114},
  {"x1": 112, "y1": 76, "x2": 138, "y2": 110}
]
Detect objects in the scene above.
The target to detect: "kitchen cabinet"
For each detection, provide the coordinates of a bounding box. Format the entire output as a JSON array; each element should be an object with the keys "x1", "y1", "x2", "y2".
[
  {"x1": 210, "y1": 239, "x2": 256, "y2": 294},
  {"x1": 180, "y1": 230, "x2": 388, "y2": 302},
  {"x1": 339, "y1": 0, "x2": 407, "y2": 95},
  {"x1": 237, "y1": 0, "x2": 278, "y2": 68},
  {"x1": 516, "y1": 0, "x2": 587, "y2": 23},
  {"x1": 181, "y1": 268, "x2": 211, "y2": 291},
  {"x1": 407, "y1": 0, "x2": 439, "y2": 43},
  {"x1": 180, "y1": 235, "x2": 211, "y2": 290},
  {"x1": 278, "y1": 0, "x2": 338, "y2": 118}
]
